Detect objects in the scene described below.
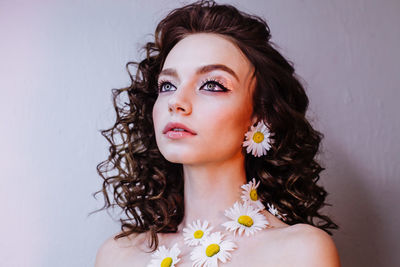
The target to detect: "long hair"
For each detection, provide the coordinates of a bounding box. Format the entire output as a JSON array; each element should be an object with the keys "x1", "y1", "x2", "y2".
[{"x1": 95, "y1": 0, "x2": 338, "y2": 252}]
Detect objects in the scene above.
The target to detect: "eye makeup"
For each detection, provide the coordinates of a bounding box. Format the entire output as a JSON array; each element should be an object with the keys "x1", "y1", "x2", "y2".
[
  {"x1": 199, "y1": 77, "x2": 230, "y2": 92},
  {"x1": 157, "y1": 76, "x2": 231, "y2": 93},
  {"x1": 157, "y1": 79, "x2": 174, "y2": 92}
]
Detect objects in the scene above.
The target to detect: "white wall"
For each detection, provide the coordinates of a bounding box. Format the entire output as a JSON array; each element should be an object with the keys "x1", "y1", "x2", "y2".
[{"x1": 0, "y1": 0, "x2": 399, "y2": 266}]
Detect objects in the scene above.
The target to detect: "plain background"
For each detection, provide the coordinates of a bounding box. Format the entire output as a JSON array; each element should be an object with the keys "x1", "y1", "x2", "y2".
[{"x1": 1, "y1": 0, "x2": 399, "y2": 266}]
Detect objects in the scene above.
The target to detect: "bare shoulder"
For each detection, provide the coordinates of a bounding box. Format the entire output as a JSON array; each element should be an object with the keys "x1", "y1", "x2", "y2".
[
  {"x1": 282, "y1": 224, "x2": 341, "y2": 267},
  {"x1": 94, "y1": 232, "x2": 152, "y2": 267}
]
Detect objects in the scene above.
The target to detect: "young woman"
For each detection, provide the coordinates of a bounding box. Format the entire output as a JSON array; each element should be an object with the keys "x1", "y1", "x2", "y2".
[{"x1": 95, "y1": 1, "x2": 340, "y2": 266}]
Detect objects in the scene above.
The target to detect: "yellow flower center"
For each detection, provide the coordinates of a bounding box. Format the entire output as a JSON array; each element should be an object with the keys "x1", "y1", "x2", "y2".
[
  {"x1": 252, "y1": 132, "x2": 264, "y2": 143},
  {"x1": 160, "y1": 257, "x2": 173, "y2": 267},
  {"x1": 205, "y1": 243, "x2": 220, "y2": 257},
  {"x1": 238, "y1": 215, "x2": 254, "y2": 227},
  {"x1": 193, "y1": 230, "x2": 204, "y2": 239},
  {"x1": 250, "y1": 189, "x2": 258, "y2": 201}
]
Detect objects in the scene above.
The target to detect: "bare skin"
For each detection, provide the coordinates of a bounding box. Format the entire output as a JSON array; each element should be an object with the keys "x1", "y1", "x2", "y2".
[
  {"x1": 95, "y1": 33, "x2": 341, "y2": 266},
  {"x1": 95, "y1": 212, "x2": 340, "y2": 266}
]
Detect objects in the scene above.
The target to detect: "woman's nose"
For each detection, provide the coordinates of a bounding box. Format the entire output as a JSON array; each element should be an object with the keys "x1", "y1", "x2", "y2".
[{"x1": 167, "y1": 86, "x2": 192, "y2": 115}]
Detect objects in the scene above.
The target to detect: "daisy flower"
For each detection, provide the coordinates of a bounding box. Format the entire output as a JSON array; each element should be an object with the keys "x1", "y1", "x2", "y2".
[
  {"x1": 242, "y1": 120, "x2": 273, "y2": 157},
  {"x1": 147, "y1": 243, "x2": 181, "y2": 267},
  {"x1": 267, "y1": 203, "x2": 287, "y2": 221},
  {"x1": 183, "y1": 220, "x2": 214, "y2": 246},
  {"x1": 190, "y1": 231, "x2": 237, "y2": 267},
  {"x1": 222, "y1": 201, "x2": 269, "y2": 237},
  {"x1": 241, "y1": 178, "x2": 265, "y2": 210}
]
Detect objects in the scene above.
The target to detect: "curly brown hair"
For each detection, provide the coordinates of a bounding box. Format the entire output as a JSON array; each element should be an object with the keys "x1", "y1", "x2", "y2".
[{"x1": 95, "y1": 0, "x2": 338, "y2": 252}]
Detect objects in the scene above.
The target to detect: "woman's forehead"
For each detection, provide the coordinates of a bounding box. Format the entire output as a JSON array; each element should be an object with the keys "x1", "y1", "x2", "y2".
[{"x1": 161, "y1": 33, "x2": 253, "y2": 82}]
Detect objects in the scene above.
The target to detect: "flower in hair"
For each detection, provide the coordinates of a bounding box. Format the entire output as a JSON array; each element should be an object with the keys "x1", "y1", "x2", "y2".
[
  {"x1": 222, "y1": 201, "x2": 269, "y2": 237},
  {"x1": 242, "y1": 120, "x2": 273, "y2": 157},
  {"x1": 183, "y1": 220, "x2": 214, "y2": 247},
  {"x1": 147, "y1": 243, "x2": 181, "y2": 267},
  {"x1": 241, "y1": 178, "x2": 265, "y2": 210},
  {"x1": 190, "y1": 231, "x2": 237, "y2": 267}
]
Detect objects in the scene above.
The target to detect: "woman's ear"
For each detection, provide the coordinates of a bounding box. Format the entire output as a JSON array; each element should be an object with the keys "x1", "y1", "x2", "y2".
[{"x1": 251, "y1": 115, "x2": 258, "y2": 126}]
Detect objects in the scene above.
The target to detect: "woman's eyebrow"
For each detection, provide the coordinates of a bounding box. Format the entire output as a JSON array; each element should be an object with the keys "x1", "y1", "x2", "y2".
[{"x1": 158, "y1": 64, "x2": 239, "y2": 82}]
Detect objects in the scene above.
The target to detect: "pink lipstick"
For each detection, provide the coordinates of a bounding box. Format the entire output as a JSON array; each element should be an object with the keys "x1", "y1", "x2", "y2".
[{"x1": 163, "y1": 122, "x2": 197, "y2": 139}]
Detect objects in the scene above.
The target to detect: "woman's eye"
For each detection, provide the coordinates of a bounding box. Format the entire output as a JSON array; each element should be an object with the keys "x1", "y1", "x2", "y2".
[
  {"x1": 158, "y1": 80, "x2": 229, "y2": 93},
  {"x1": 158, "y1": 82, "x2": 175, "y2": 92},
  {"x1": 201, "y1": 81, "x2": 227, "y2": 92}
]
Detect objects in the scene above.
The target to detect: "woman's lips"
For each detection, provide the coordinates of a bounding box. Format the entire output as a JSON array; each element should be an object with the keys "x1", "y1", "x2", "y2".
[
  {"x1": 162, "y1": 122, "x2": 197, "y2": 134},
  {"x1": 165, "y1": 130, "x2": 196, "y2": 139},
  {"x1": 163, "y1": 122, "x2": 197, "y2": 139}
]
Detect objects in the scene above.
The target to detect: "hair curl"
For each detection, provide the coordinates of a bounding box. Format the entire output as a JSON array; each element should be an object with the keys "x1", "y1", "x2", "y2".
[{"x1": 95, "y1": 0, "x2": 338, "y2": 252}]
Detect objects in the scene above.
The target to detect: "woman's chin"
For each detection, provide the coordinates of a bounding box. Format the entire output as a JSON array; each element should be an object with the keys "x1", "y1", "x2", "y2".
[
  {"x1": 161, "y1": 150, "x2": 205, "y2": 165},
  {"x1": 163, "y1": 153, "x2": 195, "y2": 164}
]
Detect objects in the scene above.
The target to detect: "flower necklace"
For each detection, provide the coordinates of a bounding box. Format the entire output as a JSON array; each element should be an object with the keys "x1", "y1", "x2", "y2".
[{"x1": 147, "y1": 178, "x2": 287, "y2": 267}]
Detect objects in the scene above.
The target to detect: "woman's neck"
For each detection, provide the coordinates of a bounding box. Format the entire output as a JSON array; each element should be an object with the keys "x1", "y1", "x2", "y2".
[{"x1": 177, "y1": 152, "x2": 247, "y2": 232}]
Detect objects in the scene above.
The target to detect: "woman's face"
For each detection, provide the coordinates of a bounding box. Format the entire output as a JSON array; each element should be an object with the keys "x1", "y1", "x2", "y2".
[{"x1": 152, "y1": 33, "x2": 257, "y2": 164}]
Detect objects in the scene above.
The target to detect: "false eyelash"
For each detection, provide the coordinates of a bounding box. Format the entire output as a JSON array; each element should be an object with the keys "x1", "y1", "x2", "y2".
[{"x1": 200, "y1": 77, "x2": 230, "y2": 92}]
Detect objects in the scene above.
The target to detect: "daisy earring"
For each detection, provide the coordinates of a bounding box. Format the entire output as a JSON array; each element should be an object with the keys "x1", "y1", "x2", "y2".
[{"x1": 242, "y1": 120, "x2": 273, "y2": 157}]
